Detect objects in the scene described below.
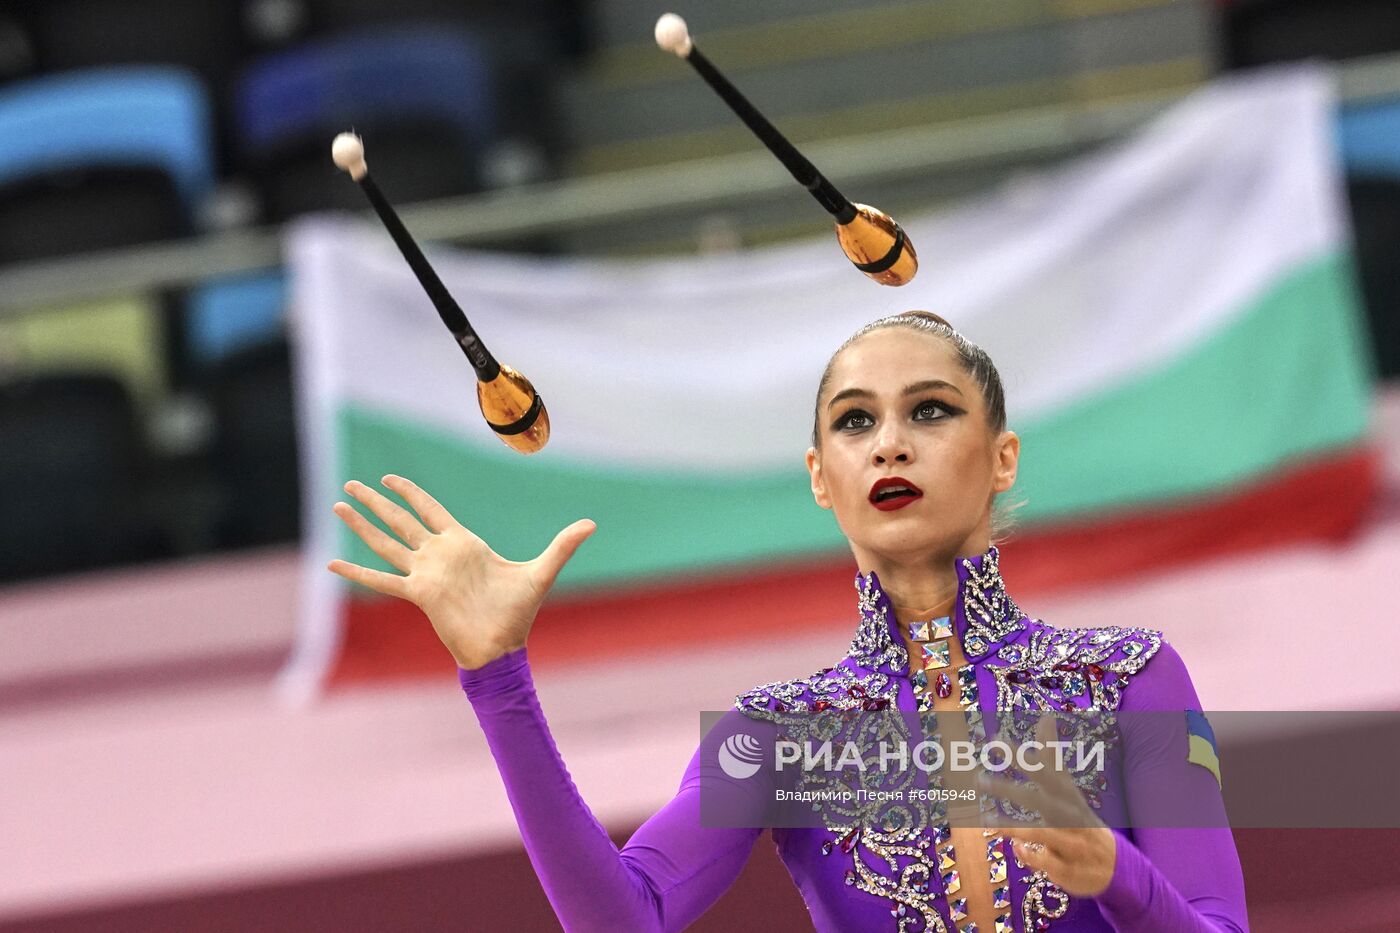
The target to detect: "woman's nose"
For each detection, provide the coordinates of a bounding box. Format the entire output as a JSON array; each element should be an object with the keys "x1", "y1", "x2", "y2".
[{"x1": 871, "y1": 423, "x2": 913, "y2": 464}]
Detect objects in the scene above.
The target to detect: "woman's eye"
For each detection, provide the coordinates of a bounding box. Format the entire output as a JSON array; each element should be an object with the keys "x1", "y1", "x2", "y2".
[
  {"x1": 915, "y1": 400, "x2": 951, "y2": 420},
  {"x1": 834, "y1": 409, "x2": 868, "y2": 431}
]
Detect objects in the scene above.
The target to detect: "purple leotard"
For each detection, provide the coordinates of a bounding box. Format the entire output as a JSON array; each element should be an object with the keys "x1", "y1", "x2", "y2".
[{"x1": 459, "y1": 545, "x2": 1249, "y2": 931}]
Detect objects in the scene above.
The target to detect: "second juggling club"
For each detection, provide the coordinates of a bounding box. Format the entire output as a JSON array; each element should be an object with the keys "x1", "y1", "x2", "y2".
[
  {"x1": 654, "y1": 13, "x2": 918, "y2": 286},
  {"x1": 331, "y1": 132, "x2": 550, "y2": 454}
]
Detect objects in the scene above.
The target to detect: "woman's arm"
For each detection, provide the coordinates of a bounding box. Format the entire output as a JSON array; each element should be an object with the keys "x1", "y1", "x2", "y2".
[
  {"x1": 460, "y1": 645, "x2": 767, "y2": 933},
  {"x1": 1094, "y1": 641, "x2": 1249, "y2": 932},
  {"x1": 324, "y1": 476, "x2": 767, "y2": 930}
]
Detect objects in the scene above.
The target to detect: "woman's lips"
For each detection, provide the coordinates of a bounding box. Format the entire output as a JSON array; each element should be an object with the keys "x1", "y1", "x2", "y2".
[
  {"x1": 871, "y1": 492, "x2": 922, "y2": 511},
  {"x1": 869, "y1": 478, "x2": 924, "y2": 511}
]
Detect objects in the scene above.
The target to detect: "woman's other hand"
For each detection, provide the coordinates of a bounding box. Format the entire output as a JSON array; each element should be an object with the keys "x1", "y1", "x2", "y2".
[
  {"x1": 327, "y1": 474, "x2": 597, "y2": 670},
  {"x1": 976, "y1": 714, "x2": 1118, "y2": 897}
]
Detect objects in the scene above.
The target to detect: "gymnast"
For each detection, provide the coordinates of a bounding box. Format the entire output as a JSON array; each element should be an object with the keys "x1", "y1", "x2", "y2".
[{"x1": 327, "y1": 309, "x2": 1249, "y2": 931}]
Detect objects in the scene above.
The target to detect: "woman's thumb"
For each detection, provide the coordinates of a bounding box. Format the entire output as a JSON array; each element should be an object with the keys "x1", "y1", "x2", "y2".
[{"x1": 535, "y1": 519, "x2": 597, "y2": 590}]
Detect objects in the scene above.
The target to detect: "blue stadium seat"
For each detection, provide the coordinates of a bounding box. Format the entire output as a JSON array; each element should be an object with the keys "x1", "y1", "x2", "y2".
[
  {"x1": 185, "y1": 271, "x2": 289, "y2": 365},
  {"x1": 0, "y1": 67, "x2": 214, "y2": 259},
  {"x1": 1338, "y1": 98, "x2": 1400, "y2": 178},
  {"x1": 235, "y1": 25, "x2": 498, "y2": 220},
  {"x1": 0, "y1": 66, "x2": 212, "y2": 206},
  {"x1": 1337, "y1": 97, "x2": 1400, "y2": 379}
]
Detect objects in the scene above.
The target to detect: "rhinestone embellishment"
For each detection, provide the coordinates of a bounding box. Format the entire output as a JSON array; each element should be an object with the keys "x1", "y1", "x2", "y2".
[
  {"x1": 922, "y1": 641, "x2": 952, "y2": 669},
  {"x1": 727, "y1": 544, "x2": 1167, "y2": 933}
]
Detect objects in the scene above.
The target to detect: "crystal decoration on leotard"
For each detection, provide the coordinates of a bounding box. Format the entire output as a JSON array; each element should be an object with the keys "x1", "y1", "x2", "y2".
[
  {"x1": 894, "y1": 578, "x2": 1018, "y2": 933},
  {"x1": 922, "y1": 641, "x2": 951, "y2": 669},
  {"x1": 728, "y1": 545, "x2": 1169, "y2": 933},
  {"x1": 941, "y1": 870, "x2": 961, "y2": 895}
]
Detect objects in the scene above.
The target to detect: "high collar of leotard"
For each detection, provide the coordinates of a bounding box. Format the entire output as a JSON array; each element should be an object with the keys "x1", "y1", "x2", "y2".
[{"x1": 849, "y1": 544, "x2": 1028, "y2": 675}]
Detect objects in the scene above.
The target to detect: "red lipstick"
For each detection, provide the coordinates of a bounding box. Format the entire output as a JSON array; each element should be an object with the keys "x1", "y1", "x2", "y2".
[{"x1": 868, "y1": 476, "x2": 923, "y2": 511}]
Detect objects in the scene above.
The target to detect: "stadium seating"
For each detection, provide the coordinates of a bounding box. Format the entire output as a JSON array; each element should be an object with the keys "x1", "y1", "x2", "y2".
[
  {"x1": 0, "y1": 13, "x2": 35, "y2": 85},
  {"x1": 1339, "y1": 97, "x2": 1400, "y2": 379},
  {"x1": 185, "y1": 271, "x2": 288, "y2": 366},
  {"x1": 204, "y1": 338, "x2": 301, "y2": 548},
  {"x1": 1339, "y1": 97, "x2": 1400, "y2": 178},
  {"x1": 0, "y1": 297, "x2": 168, "y2": 409},
  {"x1": 0, "y1": 372, "x2": 158, "y2": 581},
  {"x1": 263, "y1": 0, "x2": 590, "y2": 60},
  {"x1": 12, "y1": 0, "x2": 246, "y2": 99},
  {"x1": 1219, "y1": 0, "x2": 1400, "y2": 69},
  {"x1": 234, "y1": 26, "x2": 498, "y2": 221},
  {"x1": 0, "y1": 67, "x2": 214, "y2": 260}
]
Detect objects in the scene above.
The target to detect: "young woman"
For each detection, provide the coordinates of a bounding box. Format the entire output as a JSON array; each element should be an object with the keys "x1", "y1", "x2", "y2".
[{"x1": 328, "y1": 310, "x2": 1249, "y2": 932}]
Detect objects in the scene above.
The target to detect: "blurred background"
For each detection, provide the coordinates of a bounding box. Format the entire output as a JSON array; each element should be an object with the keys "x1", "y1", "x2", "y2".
[{"x1": 1, "y1": 0, "x2": 1399, "y2": 930}]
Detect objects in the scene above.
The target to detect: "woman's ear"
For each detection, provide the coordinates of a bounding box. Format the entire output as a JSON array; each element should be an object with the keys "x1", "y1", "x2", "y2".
[
  {"x1": 806, "y1": 447, "x2": 832, "y2": 510},
  {"x1": 993, "y1": 430, "x2": 1020, "y2": 494}
]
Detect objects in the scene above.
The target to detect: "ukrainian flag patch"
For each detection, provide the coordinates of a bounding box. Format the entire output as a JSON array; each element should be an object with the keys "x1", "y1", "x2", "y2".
[{"x1": 1184, "y1": 709, "x2": 1222, "y2": 790}]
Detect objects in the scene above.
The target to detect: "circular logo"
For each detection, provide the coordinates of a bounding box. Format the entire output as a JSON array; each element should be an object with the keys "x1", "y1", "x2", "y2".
[{"x1": 718, "y1": 733, "x2": 764, "y2": 779}]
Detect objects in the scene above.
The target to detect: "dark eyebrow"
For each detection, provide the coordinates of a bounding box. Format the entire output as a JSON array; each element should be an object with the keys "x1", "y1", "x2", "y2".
[{"x1": 827, "y1": 379, "x2": 965, "y2": 411}]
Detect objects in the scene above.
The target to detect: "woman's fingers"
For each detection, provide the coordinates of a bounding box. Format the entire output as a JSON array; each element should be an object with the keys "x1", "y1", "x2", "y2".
[
  {"x1": 1030, "y1": 713, "x2": 1095, "y2": 810},
  {"x1": 978, "y1": 807, "x2": 1048, "y2": 832},
  {"x1": 327, "y1": 558, "x2": 410, "y2": 600},
  {"x1": 345, "y1": 480, "x2": 431, "y2": 548},
  {"x1": 531, "y1": 519, "x2": 598, "y2": 594},
  {"x1": 980, "y1": 771, "x2": 1050, "y2": 815},
  {"x1": 1009, "y1": 834, "x2": 1055, "y2": 873},
  {"x1": 333, "y1": 501, "x2": 414, "y2": 572},
  {"x1": 382, "y1": 475, "x2": 459, "y2": 535}
]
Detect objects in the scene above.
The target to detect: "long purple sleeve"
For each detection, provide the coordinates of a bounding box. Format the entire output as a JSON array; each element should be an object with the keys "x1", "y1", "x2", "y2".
[
  {"x1": 1095, "y1": 641, "x2": 1249, "y2": 932},
  {"x1": 457, "y1": 646, "x2": 765, "y2": 933}
]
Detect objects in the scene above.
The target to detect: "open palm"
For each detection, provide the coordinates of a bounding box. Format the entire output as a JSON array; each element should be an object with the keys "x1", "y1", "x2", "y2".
[{"x1": 327, "y1": 474, "x2": 596, "y2": 670}]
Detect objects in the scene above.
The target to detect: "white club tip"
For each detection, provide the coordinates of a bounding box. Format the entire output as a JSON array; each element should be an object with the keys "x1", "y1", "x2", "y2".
[
  {"x1": 654, "y1": 13, "x2": 692, "y2": 57},
  {"x1": 331, "y1": 132, "x2": 367, "y2": 181}
]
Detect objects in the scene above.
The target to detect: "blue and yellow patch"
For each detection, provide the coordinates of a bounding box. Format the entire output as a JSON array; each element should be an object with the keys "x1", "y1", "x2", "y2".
[{"x1": 1184, "y1": 709, "x2": 1222, "y2": 790}]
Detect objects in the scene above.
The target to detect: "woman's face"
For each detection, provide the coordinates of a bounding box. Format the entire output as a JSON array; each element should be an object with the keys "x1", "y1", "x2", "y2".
[{"x1": 806, "y1": 328, "x2": 1019, "y2": 564}]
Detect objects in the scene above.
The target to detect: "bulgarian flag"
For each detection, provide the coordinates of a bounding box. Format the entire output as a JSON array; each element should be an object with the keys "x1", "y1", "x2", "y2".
[{"x1": 280, "y1": 62, "x2": 1378, "y2": 697}]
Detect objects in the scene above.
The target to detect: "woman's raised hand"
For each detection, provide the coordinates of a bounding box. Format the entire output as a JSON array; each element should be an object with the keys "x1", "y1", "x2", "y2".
[{"x1": 327, "y1": 474, "x2": 597, "y2": 670}]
